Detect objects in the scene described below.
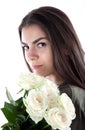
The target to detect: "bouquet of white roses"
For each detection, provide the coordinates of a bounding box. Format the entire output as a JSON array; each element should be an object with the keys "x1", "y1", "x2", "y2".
[{"x1": 1, "y1": 72, "x2": 76, "y2": 130}]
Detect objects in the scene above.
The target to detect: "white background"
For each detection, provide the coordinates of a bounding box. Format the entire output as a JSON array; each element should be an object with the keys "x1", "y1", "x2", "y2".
[{"x1": 0, "y1": 0, "x2": 85, "y2": 128}]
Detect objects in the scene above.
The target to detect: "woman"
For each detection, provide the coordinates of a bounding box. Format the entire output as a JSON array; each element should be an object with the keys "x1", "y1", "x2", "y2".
[{"x1": 18, "y1": 6, "x2": 85, "y2": 130}]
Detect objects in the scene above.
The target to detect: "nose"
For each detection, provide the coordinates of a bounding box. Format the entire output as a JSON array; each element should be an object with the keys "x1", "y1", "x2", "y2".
[{"x1": 26, "y1": 47, "x2": 39, "y2": 61}]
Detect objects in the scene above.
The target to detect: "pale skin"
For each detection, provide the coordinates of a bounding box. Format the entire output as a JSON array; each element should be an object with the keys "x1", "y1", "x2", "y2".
[{"x1": 21, "y1": 24, "x2": 63, "y2": 83}]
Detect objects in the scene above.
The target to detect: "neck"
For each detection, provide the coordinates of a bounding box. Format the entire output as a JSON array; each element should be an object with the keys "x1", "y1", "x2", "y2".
[{"x1": 46, "y1": 74, "x2": 64, "y2": 85}]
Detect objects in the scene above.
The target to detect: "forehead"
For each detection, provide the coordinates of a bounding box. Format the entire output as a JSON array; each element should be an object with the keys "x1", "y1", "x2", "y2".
[{"x1": 21, "y1": 24, "x2": 47, "y2": 43}]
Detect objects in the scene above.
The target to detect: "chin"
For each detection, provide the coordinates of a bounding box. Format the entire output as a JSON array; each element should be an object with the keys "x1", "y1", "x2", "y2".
[{"x1": 33, "y1": 71, "x2": 46, "y2": 77}]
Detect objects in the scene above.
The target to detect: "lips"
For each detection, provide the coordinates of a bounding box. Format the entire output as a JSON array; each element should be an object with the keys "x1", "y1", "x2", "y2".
[{"x1": 32, "y1": 65, "x2": 43, "y2": 69}]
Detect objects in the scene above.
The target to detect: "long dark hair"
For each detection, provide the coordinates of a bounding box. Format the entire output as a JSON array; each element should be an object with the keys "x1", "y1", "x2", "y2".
[{"x1": 18, "y1": 6, "x2": 85, "y2": 89}]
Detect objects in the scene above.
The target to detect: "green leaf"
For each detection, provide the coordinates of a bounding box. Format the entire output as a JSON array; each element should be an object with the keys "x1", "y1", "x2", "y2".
[
  {"x1": 1, "y1": 122, "x2": 13, "y2": 130},
  {"x1": 2, "y1": 126, "x2": 10, "y2": 130},
  {"x1": 1, "y1": 102, "x2": 18, "y2": 123},
  {"x1": 6, "y1": 87, "x2": 17, "y2": 106},
  {"x1": 15, "y1": 97, "x2": 23, "y2": 106},
  {"x1": 1, "y1": 107, "x2": 16, "y2": 123},
  {"x1": 1, "y1": 120, "x2": 21, "y2": 130},
  {"x1": 3, "y1": 102, "x2": 17, "y2": 113}
]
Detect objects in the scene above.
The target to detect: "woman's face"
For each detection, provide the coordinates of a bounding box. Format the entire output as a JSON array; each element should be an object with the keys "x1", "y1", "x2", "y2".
[{"x1": 21, "y1": 24, "x2": 56, "y2": 77}]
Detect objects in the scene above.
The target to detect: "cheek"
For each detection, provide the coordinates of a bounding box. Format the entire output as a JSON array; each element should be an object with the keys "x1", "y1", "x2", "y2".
[
  {"x1": 43, "y1": 50, "x2": 54, "y2": 65},
  {"x1": 47, "y1": 49, "x2": 53, "y2": 61}
]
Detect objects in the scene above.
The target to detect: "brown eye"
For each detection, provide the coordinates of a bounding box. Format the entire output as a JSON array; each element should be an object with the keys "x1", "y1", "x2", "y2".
[{"x1": 38, "y1": 42, "x2": 46, "y2": 47}]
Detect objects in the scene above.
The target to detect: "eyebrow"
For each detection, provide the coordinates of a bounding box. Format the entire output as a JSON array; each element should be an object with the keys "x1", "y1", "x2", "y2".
[{"x1": 21, "y1": 37, "x2": 48, "y2": 46}]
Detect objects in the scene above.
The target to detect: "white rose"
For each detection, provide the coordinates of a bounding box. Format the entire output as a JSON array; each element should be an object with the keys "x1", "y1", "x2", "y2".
[
  {"x1": 44, "y1": 107, "x2": 71, "y2": 130},
  {"x1": 60, "y1": 93, "x2": 76, "y2": 120},
  {"x1": 41, "y1": 80, "x2": 59, "y2": 108},
  {"x1": 17, "y1": 72, "x2": 46, "y2": 90},
  {"x1": 23, "y1": 89, "x2": 48, "y2": 123}
]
